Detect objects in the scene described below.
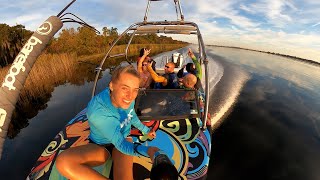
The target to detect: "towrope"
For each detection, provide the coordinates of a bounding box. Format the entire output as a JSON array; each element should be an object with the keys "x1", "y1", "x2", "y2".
[{"x1": 1, "y1": 36, "x2": 42, "y2": 90}]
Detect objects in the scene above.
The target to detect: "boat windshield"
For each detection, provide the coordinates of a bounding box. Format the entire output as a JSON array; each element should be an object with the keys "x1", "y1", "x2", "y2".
[{"x1": 135, "y1": 89, "x2": 200, "y2": 121}]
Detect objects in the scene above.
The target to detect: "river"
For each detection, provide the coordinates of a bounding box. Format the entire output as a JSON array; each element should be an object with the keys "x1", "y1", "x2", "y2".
[{"x1": 0, "y1": 46, "x2": 319, "y2": 180}]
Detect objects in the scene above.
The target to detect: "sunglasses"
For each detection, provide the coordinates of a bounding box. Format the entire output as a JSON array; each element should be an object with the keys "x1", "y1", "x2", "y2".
[
  {"x1": 142, "y1": 64, "x2": 148, "y2": 66},
  {"x1": 164, "y1": 65, "x2": 170, "y2": 68}
]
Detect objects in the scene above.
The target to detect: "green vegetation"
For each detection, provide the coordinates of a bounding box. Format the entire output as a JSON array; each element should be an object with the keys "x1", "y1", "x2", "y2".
[
  {"x1": 0, "y1": 24, "x2": 188, "y2": 67},
  {"x1": 0, "y1": 24, "x2": 188, "y2": 138},
  {"x1": 46, "y1": 26, "x2": 186, "y2": 56},
  {"x1": 0, "y1": 24, "x2": 33, "y2": 67}
]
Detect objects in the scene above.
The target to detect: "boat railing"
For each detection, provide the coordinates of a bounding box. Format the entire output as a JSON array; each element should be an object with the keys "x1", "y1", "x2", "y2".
[
  {"x1": 144, "y1": 0, "x2": 185, "y2": 22},
  {"x1": 161, "y1": 56, "x2": 169, "y2": 67},
  {"x1": 91, "y1": 1, "x2": 210, "y2": 130},
  {"x1": 108, "y1": 53, "x2": 126, "y2": 58}
]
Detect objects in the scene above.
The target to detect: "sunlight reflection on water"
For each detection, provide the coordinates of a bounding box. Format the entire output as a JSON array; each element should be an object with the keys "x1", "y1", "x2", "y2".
[{"x1": 206, "y1": 46, "x2": 320, "y2": 180}]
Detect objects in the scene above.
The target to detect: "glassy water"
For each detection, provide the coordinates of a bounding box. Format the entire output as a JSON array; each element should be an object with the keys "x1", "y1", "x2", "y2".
[
  {"x1": 206, "y1": 47, "x2": 320, "y2": 180},
  {"x1": 1, "y1": 46, "x2": 319, "y2": 179},
  {"x1": 0, "y1": 69, "x2": 111, "y2": 179}
]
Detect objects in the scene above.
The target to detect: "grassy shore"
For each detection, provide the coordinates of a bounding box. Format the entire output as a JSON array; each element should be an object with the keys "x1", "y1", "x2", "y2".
[
  {"x1": 0, "y1": 43, "x2": 187, "y2": 137},
  {"x1": 1, "y1": 43, "x2": 187, "y2": 97},
  {"x1": 78, "y1": 43, "x2": 188, "y2": 65}
]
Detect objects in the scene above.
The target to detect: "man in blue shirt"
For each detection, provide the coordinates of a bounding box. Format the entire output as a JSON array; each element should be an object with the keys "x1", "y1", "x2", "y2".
[
  {"x1": 56, "y1": 65, "x2": 159, "y2": 180},
  {"x1": 147, "y1": 61, "x2": 179, "y2": 89}
]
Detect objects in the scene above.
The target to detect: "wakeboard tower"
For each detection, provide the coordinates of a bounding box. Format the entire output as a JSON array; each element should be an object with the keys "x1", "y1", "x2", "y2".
[{"x1": 0, "y1": 0, "x2": 212, "y2": 179}]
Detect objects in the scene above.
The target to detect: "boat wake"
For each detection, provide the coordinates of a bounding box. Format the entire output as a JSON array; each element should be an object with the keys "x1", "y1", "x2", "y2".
[
  {"x1": 206, "y1": 48, "x2": 250, "y2": 130},
  {"x1": 151, "y1": 45, "x2": 250, "y2": 130}
]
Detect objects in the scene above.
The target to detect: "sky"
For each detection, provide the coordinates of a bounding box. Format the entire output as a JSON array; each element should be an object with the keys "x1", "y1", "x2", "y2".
[{"x1": 0, "y1": 0, "x2": 319, "y2": 62}]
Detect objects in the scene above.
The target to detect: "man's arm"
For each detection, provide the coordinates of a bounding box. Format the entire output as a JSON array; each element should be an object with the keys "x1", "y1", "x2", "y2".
[
  {"x1": 147, "y1": 64, "x2": 168, "y2": 86},
  {"x1": 191, "y1": 56, "x2": 202, "y2": 78},
  {"x1": 188, "y1": 48, "x2": 202, "y2": 78}
]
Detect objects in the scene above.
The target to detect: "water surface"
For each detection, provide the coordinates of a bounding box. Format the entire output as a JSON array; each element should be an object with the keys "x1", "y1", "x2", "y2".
[
  {"x1": 1, "y1": 46, "x2": 320, "y2": 180},
  {"x1": 207, "y1": 47, "x2": 320, "y2": 180}
]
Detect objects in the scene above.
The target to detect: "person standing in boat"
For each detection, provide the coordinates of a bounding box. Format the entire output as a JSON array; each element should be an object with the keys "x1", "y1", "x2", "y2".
[
  {"x1": 56, "y1": 65, "x2": 159, "y2": 180},
  {"x1": 137, "y1": 48, "x2": 153, "y2": 89},
  {"x1": 147, "y1": 61, "x2": 179, "y2": 89}
]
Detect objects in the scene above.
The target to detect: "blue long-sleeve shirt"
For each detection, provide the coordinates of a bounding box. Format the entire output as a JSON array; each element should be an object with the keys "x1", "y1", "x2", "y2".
[{"x1": 87, "y1": 88, "x2": 150, "y2": 156}]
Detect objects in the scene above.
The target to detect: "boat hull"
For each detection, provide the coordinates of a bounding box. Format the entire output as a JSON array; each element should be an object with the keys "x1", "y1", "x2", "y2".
[{"x1": 28, "y1": 108, "x2": 211, "y2": 180}]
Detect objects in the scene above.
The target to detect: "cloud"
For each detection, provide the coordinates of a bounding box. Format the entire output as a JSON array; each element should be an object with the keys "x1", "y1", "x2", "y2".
[
  {"x1": 241, "y1": 0, "x2": 298, "y2": 28},
  {"x1": 239, "y1": 4, "x2": 256, "y2": 14},
  {"x1": 0, "y1": 0, "x2": 319, "y2": 62},
  {"x1": 311, "y1": 22, "x2": 320, "y2": 27},
  {"x1": 201, "y1": 25, "x2": 320, "y2": 62},
  {"x1": 184, "y1": 0, "x2": 259, "y2": 29},
  {"x1": 267, "y1": 0, "x2": 293, "y2": 21},
  {"x1": 13, "y1": 14, "x2": 43, "y2": 25}
]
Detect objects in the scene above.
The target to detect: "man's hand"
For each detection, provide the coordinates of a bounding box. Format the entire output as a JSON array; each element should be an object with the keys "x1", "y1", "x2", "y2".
[
  {"x1": 147, "y1": 146, "x2": 160, "y2": 162},
  {"x1": 147, "y1": 129, "x2": 156, "y2": 138}
]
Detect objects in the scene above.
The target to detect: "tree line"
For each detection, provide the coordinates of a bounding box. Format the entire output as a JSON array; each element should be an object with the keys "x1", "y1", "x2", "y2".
[
  {"x1": 0, "y1": 23, "x2": 187, "y2": 67},
  {"x1": 0, "y1": 24, "x2": 33, "y2": 67}
]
